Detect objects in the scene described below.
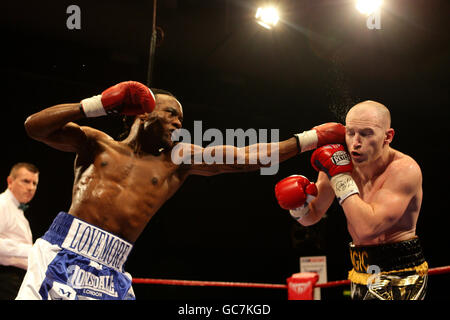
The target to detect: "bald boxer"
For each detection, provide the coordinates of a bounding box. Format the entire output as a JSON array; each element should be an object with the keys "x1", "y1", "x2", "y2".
[
  {"x1": 275, "y1": 100, "x2": 427, "y2": 300},
  {"x1": 17, "y1": 81, "x2": 345, "y2": 300}
]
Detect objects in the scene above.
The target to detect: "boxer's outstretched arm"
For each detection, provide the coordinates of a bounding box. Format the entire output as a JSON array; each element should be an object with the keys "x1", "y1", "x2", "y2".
[
  {"x1": 173, "y1": 122, "x2": 345, "y2": 176},
  {"x1": 177, "y1": 138, "x2": 299, "y2": 176}
]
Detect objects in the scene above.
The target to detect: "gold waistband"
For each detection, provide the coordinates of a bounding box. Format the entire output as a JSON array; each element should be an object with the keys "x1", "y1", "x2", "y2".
[{"x1": 348, "y1": 261, "x2": 429, "y2": 285}]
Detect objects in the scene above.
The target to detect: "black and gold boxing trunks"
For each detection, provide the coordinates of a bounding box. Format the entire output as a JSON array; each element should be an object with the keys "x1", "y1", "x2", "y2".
[{"x1": 348, "y1": 237, "x2": 428, "y2": 300}]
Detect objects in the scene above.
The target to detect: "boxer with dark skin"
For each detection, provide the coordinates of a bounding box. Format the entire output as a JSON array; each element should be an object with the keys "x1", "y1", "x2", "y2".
[
  {"x1": 23, "y1": 82, "x2": 344, "y2": 244},
  {"x1": 18, "y1": 81, "x2": 347, "y2": 300}
]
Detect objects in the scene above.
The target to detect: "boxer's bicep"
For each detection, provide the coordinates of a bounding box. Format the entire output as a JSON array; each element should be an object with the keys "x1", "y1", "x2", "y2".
[
  {"x1": 43, "y1": 124, "x2": 102, "y2": 155},
  {"x1": 38, "y1": 122, "x2": 89, "y2": 153},
  {"x1": 24, "y1": 103, "x2": 88, "y2": 152},
  {"x1": 371, "y1": 190, "x2": 407, "y2": 226},
  {"x1": 174, "y1": 143, "x2": 218, "y2": 176}
]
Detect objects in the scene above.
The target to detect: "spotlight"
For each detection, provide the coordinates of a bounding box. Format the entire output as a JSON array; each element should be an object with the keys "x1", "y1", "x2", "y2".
[
  {"x1": 355, "y1": 0, "x2": 383, "y2": 15},
  {"x1": 255, "y1": 6, "x2": 280, "y2": 30}
]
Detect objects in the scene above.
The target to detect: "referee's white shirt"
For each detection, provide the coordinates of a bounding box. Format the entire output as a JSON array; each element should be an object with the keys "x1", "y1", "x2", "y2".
[{"x1": 0, "y1": 189, "x2": 33, "y2": 270}]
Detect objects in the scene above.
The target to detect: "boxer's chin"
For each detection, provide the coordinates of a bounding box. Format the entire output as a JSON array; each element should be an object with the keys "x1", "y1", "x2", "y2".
[
  {"x1": 351, "y1": 151, "x2": 366, "y2": 163},
  {"x1": 161, "y1": 134, "x2": 174, "y2": 149}
]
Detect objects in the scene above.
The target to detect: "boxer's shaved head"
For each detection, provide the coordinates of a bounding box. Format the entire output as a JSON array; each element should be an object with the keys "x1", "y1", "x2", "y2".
[{"x1": 346, "y1": 100, "x2": 391, "y2": 130}]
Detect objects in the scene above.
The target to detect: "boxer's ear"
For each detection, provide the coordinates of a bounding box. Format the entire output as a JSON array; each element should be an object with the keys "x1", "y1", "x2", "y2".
[{"x1": 384, "y1": 128, "x2": 394, "y2": 145}]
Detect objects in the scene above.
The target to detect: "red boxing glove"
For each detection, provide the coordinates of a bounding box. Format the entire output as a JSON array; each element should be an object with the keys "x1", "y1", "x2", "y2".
[
  {"x1": 275, "y1": 175, "x2": 318, "y2": 221},
  {"x1": 311, "y1": 144, "x2": 359, "y2": 204},
  {"x1": 81, "y1": 81, "x2": 156, "y2": 117},
  {"x1": 294, "y1": 122, "x2": 346, "y2": 153},
  {"x1": 311, "y1": 144, "x2": 353, "y2": 178}
]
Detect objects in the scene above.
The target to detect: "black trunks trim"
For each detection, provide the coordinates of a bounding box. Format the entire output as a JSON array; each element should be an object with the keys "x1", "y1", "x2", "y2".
[{"x1": 349, "y1": 237, "x2": 425, "y2": 273}]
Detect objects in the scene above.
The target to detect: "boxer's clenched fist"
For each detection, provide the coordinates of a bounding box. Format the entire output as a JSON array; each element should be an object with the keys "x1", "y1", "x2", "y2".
[{"x1": 275, "y1": 175, "x2": 318, "y2": 221}]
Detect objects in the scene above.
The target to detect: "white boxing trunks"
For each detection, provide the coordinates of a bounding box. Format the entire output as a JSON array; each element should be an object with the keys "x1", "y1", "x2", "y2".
[{"x1": 16, "y1": 212, "x2": 135, "y2": 300}]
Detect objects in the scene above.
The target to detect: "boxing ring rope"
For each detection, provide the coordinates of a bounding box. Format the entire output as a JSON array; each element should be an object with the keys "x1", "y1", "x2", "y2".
[
  {"x1": 133, "y1": 278, "x2": 287, "y2": 289},
  {"x1": 132, "y1": 265, "x2": 450, "y2": 290}
]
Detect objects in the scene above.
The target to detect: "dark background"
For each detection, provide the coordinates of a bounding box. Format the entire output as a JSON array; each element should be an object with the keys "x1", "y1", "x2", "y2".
[{"x1": 3, "y1": 0, "x2": 449, "y2": 300}]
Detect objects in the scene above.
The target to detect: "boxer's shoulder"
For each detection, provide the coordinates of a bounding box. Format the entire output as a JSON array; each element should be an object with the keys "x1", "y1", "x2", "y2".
[
  {"x1": 385, "y1": 149, "x2": 422, "y2": 191},
  {"x1": 388, "y1": 149, "x2": 421, "y2": 174}
]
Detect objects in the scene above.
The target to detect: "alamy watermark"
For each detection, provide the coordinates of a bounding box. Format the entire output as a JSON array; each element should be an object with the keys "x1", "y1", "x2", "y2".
[
  {"x1": 367, "y1": 264, "x2": 381, "y2": 289},
  {"x1": 170, "y1": 121, "x2": 280, "y2": 176},
  {"x1": 66, "y1": 5, "x2": 81, "y2": 30},
  {"x1": 66, "y1": 5, "x2": 380, "y2": 31},
  {"x1": 366, "y1": 9, "x2": 381, "y2": 30}
]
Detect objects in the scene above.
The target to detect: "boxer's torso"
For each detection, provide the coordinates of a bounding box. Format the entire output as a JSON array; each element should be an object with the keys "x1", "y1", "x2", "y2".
[
  {"x1": 347, "y1": 148, "x2": 422, "y2": 245},
  {"x1": 68, "y1": 130, "x2": 188, "y2": 243}
]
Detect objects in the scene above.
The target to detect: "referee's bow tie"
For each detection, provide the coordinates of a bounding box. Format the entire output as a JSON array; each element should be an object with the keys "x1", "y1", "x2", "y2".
[{"x1": 18, "y1": 203, "x2": 29, "y2": 211}]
